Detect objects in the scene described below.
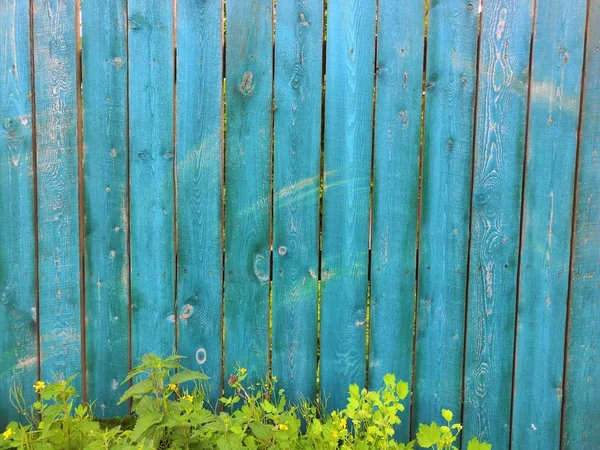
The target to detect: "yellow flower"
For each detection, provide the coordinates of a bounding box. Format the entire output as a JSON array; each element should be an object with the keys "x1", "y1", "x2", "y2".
[
  {"x1": 240, "y1": 367, "x2": 247, "y2": 375},
  {"x1": 184, "y1": 395, "x2": 194, "y2": 402},
  {"x1": 339, "y1": 419, "x2": 347, "y2": 429},
  {"x1": 332, "y1": 430, "x2": 339, "y2": 439},
  {"x1": 33, "y1": 381, "x2": 45, "y2": 392},
  {"x1": 272, "y1": 376, "x2": 278, "y2": 383},
  {"x1": 2, "y1": 428, "x2": 14, "y2": 440},
  {"x1": 168, "y1": 383, "x2": 177, "y2": 391},
  {"x1": 278, "y1": 424, "x2": 288, "y2": 431}
]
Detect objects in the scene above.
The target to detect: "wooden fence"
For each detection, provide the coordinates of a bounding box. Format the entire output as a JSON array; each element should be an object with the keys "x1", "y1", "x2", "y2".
[{"x1": 0, "y1": 0, "x2": 598, "y2": 448}]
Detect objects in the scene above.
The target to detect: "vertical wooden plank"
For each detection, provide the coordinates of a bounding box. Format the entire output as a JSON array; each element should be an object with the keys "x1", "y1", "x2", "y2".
[
  {"x1": 128, "y1": 0, "x2": 175, "y2": 360},
  {"x1": 81, "y1": 0, "x2": 129, "y2": 416},
  {"x1": 224, "y1": 0, "x2": 273, "y2": 388},
  {"x1": 512, "y1": 0, "x2": 587, "y2": 447},
  {"x1": 462, "y1": 0, "x2": 533, "y2": 447},
  {"x1": 271, "y1": 1, "x2": 323, "y2": 404},
  {"x1": 563, "y1": 4, "x2": 600, "y2": 447},
  {"x1": 369, "y1": 0, "x2": 424, "y2": 439},
  {"x1": 321, "y1": 0, "x2": 376, "y2": 411},
  {"x1": 32, "y1": 0, "x2": 82, "y2": 388},
  {"x1": 176, "y1": 0, "x2": 223, "y2": 402},
  {"x1": 0, "y1": 0, "x2": 37, "y2": 425},
  {"x1": 413, "y1": 0, "x2": 478, "y2": 429}
]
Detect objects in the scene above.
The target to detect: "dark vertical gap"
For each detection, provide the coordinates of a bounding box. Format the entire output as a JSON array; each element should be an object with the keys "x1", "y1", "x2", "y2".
[
  {"x1": 125, "y1": 0, "x2": 133, "y2": 412},
  {"x1": 220, "y1": 0, "x2": 227, "y2": 404},
  {"x1": 172, "y1": 0, "x2": 179, "y2": 355},
  {"x1": 559, "y1": 1, "x2": 591, "y2": 447},
  {"x1": 28, "y1": 0, "x2": 41, "y2": 387},
  {"x1": 316, "y1": 0, "x2": 327, "y2": 408},
  {"x1": 509, "y1": 0, "x2": 538, "y2": 447},
  {"x1": 75, "y1": 0, "x2": 87, "y2": 402},
  {"x1": 365, "y1": 0, "x2": 379, "y2": 390},
  {"x1": 460, "y1": 0, "x2": 484, "y2": 430},
  {"x1": 409, "y1": 0, "x2": 429, "y2": 438},
  {"x1": 268, "y1": 0, "x2": 276, "y2": 384}
]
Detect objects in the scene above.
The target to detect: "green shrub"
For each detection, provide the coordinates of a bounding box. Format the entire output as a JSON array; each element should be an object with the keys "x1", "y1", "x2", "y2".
[{"x1": 0, "y1": 354, "x2": 490, "y2": 450}]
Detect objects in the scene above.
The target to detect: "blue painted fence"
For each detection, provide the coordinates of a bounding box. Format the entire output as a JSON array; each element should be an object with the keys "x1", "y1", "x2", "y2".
[{"x1": 0, "y1": 1, "x2": 598, "y2": 448}]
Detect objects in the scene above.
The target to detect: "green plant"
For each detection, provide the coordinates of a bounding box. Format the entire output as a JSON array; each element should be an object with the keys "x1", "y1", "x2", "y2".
[{"x1": 0, "y1": 354, "x2": 492, "y2": 450}]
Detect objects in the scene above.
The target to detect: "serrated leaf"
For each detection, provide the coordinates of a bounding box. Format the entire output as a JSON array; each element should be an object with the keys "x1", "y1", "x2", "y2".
[
  {"x1": 169, "y1": 370, "x2": 208, "y2": 385},
  {"x1": 118, "y1": 379, "x2": 154, "y2": 404},
  {"x1": 416, "y1": 422, "x2": 442, "y2": 448},
  {"x1": 467, "y1": 437, "x2": 492, "y2": 450}
]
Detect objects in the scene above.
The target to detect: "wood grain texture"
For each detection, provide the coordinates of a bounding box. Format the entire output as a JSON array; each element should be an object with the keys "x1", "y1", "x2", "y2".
[
  {"x1": 320, "y1": 0, "x2": 376, "y2": 411},
  {"x1": 128, "y1": 0, "x2": 175, "y2": 361},
  {"x1": 512, "y1": 0, "x2": 587, "y2": 447},
  {"x1": 369, "y1": 0, "x2": 424, "y2": 439},
  {"x1": 32, "y1": 0, "x2": 82, "y2": 388},
  {"x1": 562, "y1": 2, "x2": 600, "y2": 448},
  {"x1": 462, "y1": 0, "x2": 533, "y2": 447},
  {"x1": 224, "y1": 0, "x2": 273, "y2": 390},
  {"x1": 0, "y1": 0, "x2": 37, "y2": 426},
  {"x1": 271, "y1": 0, "x2": 323, "y2": 405},
  {"x1": 176, "y1": 0, "x2": 223, "y2": 403},
  {"x1": 413, "y1": 0, "x2": 478, "y2": 430},
  {"x1": 81, "y1": 0, "x2": 129, "y2": 417}
]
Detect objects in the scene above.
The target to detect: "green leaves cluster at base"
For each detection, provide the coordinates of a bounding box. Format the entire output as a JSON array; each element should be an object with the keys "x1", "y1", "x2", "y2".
[{"x1": 1, "y1": 354, "x2": 491, "y2": 450}]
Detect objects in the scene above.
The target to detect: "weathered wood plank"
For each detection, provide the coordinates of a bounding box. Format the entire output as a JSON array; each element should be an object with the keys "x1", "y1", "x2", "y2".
[
  {"x1": 128, "y1": 0, "x2": 175, "y2": 361},
  {"x1": 0, "y1": 0, "x2": 37, "y2": 426},
  {"x1": 462, "y1": 0, "x2": 533, "y2": 447},
  {"x1": 32, "y1": 0, "x2": 82, "y2": 388},
  {"x1": 369, "y1": 0, "x2": 424, "y2": 439},
  {"x1": 562, "y1": 2, "x2": 600, "y2": 448},
  {"x1": 224, "y1": 0, "x2": 273, "y2": 389},
  {"x1": 320, "y1": 0, "x2": 376, "y2": 411},
  {"x1": 512, "y1": 0, "x2": 587, "y2": 447},
  {"x1": 271, "y1": 1, "x2": 323, "y2": 405},
  {"x1": 413, "y1": 0, "x2": 478, "y2": 430},
  {"x1": 81, "y1": 0, "x2": 129, "y2": 417},
  {"x1": 176, "y1": 0, "x2": 223, "y2": 403}
]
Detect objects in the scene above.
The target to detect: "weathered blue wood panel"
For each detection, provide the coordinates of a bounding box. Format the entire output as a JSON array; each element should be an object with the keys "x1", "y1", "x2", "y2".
[
  {"x1": 0, "y1": 0, "x2": 37, "y2": 426},
  {"x1": 176, "y1": 0, "x2": 223, "y2": 403},
  {"x1": 413, "y1": 0, "x2": 479, "y2": 430},
  {"x1": 562, "y1": 2, "x2": 600, "y2": 448},
  {"x1": 369, "y1": 0, "x2": 424, "y2": 439},
  {"x1": 224, "y1": 0, "x2": 273, "y2": 390},
  {"x1": 320, "y1": 0, "x2": 376, "y2": 411},
  {"x1": 33, "y1": 0, "x2": 82, "y2": 389},
  {"x1": 512, "y1": 0, "x2": 587, "y2": 447},
  {"x1": 81, "y1": 0, "x2": 129, "y2": 417},
  {"x1": 272, "y1": 1, "x2": 323, "y2": 405},
  {"x1": 128, "y1": 0, "x2": 176, "y2": 361},
  {"x1": 462, "y1": 1, "x2": 533, "y2": 447}
]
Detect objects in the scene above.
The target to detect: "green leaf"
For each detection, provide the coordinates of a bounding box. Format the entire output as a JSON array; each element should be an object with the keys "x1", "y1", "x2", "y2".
[
  {"x1": 349, "y1": 384, "x2": 360, "y2": 400},
  {"x1": 130, "y1": 397, "x2": 163, "y2": 442},
  {"x1": 416, "y1": 422, "x2": 442, "y2": 448},
  {"x1": 396, "y1": 381, "x2": 409, "y2": 400},
  {"x1": 383, "y1": 373, "x2": 396, "y2": 386},
  {"x1": 467, "y1": 437, "x2": 492, "y2": 450},
  {"x1": 442, "y1": 408, "x2": 453, "y2": 422},
  {"x1": 169, "y1": 370, "x2": 209, "y2": 385},
  {"x1": 118, "y1": 378, "x2": 154, "y2": 404}
]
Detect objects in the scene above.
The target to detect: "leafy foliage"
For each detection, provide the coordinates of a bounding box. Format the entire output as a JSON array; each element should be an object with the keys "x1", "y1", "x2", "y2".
[{"x1": 0, "y1": 354, "x2": 491, "y2": 449}]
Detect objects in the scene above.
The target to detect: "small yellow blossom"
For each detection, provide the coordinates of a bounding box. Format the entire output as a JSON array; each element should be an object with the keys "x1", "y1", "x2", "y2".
[
  {"x1": 168, "y1": 383, "x2": 177, "y2": 391},
  {"x1": 272, "y1": 376, "x2": 278, "y2": 383},
  {"x1": 2, "y1": 428, "x2": 14, "y2": 440},
  {"x1": 33, "y1": 381, "x2": 45, "y2": 392},
  {"x1": 278, "y1": 424, "x2": 288, "y2": 431},
  {"x1": 332, "y1": 431, "x2": 339, "y2": 439},
  {"x1": 339, "y1": 419, "x2": 347, "y2": 429},
  {"x1": 240, "y1": 367, "x2": 247, "y2": 375},
  {"x1": 184, "y1": 395, "x2": 194, "y2": 402}
]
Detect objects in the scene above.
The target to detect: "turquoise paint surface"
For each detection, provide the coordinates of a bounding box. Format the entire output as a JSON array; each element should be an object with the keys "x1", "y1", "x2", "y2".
[
  {"x1": 176, "y1": 0, "x2": 223, "y2": 404},
  {"x1": 224, "y1": 0, "x2": 273, "y2": 390},
  {"x1": 321, "y1": 0, "x2": 376, "y2": 411},
  {"x1": 81, "y1": 0, "x2": 129, "y2": 416},
  {"x1": 369, "y1": 0, "x2": 424, "y2": 439},
  {"x1": 33, "y1": 0, "x2": 82, "y2": 390},
  {"x1": 512, "y1": 0, "x2": 587, "y2": 447},
  {"x1": 462, "y1": 0, "x2": 533, "y2": 447},
  {"x1": 0, "y1": 0, "x2": 37, "y2": 426},
  {"x1": 271, "y1": 0, "x2": 323, "y2": 405},
  {"x1": 414, "y1": 0, "x2": 478, "y2": 432},
  {"x1": 128, "y1": 0, "x2": 176, "y2": 361}
]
